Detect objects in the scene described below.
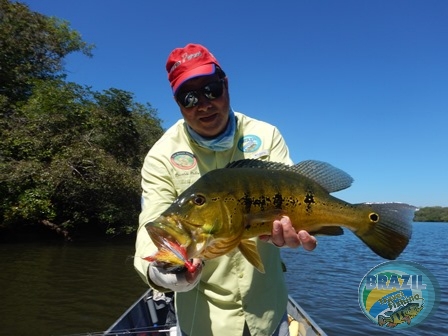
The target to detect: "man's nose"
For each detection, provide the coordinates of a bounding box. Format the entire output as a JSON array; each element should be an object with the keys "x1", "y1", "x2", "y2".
[{"x1": 196, "y1": 94, "x2": 212, "y2": 110}]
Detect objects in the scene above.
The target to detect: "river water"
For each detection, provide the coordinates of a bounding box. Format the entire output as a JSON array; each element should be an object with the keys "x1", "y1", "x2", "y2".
[
  {"x1": 282, "y1": 222, "x2": 448, "y2": 336},
  {"x1": 0, "y1": 222, "x2": 446, "y2": 336}
]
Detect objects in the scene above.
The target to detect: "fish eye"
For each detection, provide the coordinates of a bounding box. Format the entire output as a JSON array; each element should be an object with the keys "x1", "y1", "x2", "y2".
[{"x1": 192, "y1": 194, "x2": 206, "y2": 206}]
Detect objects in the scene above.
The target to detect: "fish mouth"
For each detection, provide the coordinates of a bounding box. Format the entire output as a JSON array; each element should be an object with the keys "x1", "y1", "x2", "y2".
[{"x1": 145, "y1": 215, "x2": 192, "y2": 250}]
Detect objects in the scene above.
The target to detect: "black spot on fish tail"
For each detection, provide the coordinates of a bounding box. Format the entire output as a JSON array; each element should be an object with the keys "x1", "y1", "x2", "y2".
[
  {"x1": 354, "y1": 203, "x2": 415, "y2": 260},
  {"x1": 369, "y1": 213, "x2": 379, "y2": 222}
]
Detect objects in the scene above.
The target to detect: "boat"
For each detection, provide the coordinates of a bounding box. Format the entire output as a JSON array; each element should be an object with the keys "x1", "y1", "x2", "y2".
[{"x1": 104, "y1": 289, "x2": 327, "y2": 336}]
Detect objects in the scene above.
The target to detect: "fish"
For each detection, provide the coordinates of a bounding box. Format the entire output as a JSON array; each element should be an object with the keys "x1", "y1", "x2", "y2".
[
  {"x1": 144, "y1": 159, "x2": 415, "y2": 273},
  {"x1": 377, "y1": 302, "x2": 424, "y2": 327}
]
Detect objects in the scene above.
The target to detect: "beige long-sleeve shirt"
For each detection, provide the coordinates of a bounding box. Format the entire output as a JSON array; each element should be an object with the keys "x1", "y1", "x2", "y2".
[{"x1": 134, "y1": 111, "x2": 293, "y2": 336}]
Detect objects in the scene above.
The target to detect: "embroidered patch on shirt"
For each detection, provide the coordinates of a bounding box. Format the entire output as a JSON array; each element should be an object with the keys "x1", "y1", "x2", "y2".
[
  {"x1": 252, "y1": 150, "x2": 270, "y2": 159},
  {"x1": 170, "y1": 151, "x2": 197, "y2": 170},
  {"x1": 237, "y1": 135, "x2": 262, "y2": 153}
]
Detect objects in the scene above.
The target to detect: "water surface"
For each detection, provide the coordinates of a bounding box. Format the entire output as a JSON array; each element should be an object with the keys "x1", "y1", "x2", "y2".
[
  {"x1": 0, "y1": 242, "x2": 147, "y2": 335},
  {"x1": 0, "y1": 223, "x2": 446, "y2": 335},
  {"x1": 282, "y1": 222, "x2": 448, "y2": 335}
]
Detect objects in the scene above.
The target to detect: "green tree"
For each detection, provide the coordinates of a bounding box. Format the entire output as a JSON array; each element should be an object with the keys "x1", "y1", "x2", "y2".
[
  {"x1": 0, "y1": 0, "x2": 93, "y2": 104},
  {"x1": 0, "y1": 1, "x2": 164, "y2": 240},
  {"x1": 1, "y1": 79, "x2": 163, "y2": 239},
  {"x1": 414, "y1": 207, "x2": 448, "y2": 222}
]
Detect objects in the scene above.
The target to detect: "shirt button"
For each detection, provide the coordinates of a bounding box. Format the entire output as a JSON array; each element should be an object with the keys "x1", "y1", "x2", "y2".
[{"x1": 238, "y1": 273, "x2": 244, "y2": 278}]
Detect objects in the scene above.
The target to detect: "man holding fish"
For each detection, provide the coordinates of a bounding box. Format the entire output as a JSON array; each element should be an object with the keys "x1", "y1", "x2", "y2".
[
  {"x1": 134, "y1": 43, "x2": 317, "y2": 336},
  {"x1": 134, "y1": 43, "x2": 415, "y2": 335}
]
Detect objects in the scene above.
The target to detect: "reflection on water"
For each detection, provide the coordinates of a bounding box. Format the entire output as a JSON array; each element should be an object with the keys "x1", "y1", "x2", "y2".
[
  {"x1": 0, "y1": 242, "x2": 147, "y2": 335},
  {"x1": 0, "y1": 223, "x2": 447, "y2": 336}
]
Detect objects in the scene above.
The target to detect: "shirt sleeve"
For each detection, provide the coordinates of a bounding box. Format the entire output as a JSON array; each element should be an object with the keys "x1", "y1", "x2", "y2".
[
  {"x1": 268, "y1": 126, "x2": 294, "y2": 165},
  {"x1": 134, "y1": 151, "x2": 177, "y2": 289}
]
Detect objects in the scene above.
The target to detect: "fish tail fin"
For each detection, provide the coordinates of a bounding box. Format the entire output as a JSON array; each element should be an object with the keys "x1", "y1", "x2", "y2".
[{"x1": 355, "y1": 203, "x2": 416, "y2": 259}]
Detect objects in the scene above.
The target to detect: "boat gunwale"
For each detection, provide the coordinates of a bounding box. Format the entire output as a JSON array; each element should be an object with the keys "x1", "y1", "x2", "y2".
[{"x1": 104, "y1": 289, "x2": 327, "y2": 336}]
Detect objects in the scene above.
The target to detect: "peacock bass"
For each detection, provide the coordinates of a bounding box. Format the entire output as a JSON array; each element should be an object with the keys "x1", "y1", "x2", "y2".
[{"x1": 144, "y1": 159, "x2": 415, "y2": 273}]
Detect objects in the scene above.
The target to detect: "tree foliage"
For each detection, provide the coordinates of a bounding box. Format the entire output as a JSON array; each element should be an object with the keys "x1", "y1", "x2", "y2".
[
  {"x1": 0, "y1": 1, "x2": 164, "y2": 240},
  {"x1": 1, "y1": 78, "x2": 164, "y2": 239},
  {"x1": 414, "y1": 207, "x2": 448, "y2": 222},
  {"x1": 0, "y1": 0, "x2": 93, "y2": 103}
]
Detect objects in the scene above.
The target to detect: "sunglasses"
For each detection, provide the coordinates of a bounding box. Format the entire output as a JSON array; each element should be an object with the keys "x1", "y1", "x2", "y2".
[{"x1": 176, "y1": 79, "x2": 225, "y2": 108}]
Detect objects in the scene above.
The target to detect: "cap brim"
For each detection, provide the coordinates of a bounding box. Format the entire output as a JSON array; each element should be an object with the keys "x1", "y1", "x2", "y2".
[{"x1": 172, "y1": 64, "x2": 216, "y2": 94}]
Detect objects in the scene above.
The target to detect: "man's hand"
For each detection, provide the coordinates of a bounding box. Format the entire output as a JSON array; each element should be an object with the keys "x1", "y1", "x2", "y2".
[
  {"x1": 149, "y1": 258, "x2": 203, "y2": 292},
  {"x1": 259, "y1": 216, "x2": 317, "y2": 251}
]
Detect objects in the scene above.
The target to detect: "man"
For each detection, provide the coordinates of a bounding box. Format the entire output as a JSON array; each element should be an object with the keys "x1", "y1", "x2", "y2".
[{"x1": 134, "y1": 43, "x2": 317, "y2": 336}]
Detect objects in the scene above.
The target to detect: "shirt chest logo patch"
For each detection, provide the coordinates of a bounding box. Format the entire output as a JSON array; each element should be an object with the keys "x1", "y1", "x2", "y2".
[
  {"x1": 170, "y1": 151, "x2": 197, "y2": 170},
  {"x1": 237, "y1": 135, "x2": 261, "y2": 153}
]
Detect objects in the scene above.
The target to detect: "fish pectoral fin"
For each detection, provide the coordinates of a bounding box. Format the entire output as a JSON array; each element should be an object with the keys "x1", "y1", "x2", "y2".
[
  {"x1": 308, "y1": 226, "x2": 344, "y2": 236},
  {"x1": 238, "y1": 239, "x2": 265, "y2": 273}
]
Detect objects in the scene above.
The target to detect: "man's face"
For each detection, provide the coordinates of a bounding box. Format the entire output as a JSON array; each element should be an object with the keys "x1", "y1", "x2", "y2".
[{"x1": 175, "y1": 74, "x2": 230, "y2": 138}]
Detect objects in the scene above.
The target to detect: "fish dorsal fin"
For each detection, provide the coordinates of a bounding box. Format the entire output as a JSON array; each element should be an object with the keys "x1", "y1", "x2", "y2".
[
  {"x1": 225, "y1": 159, "x2": 353, "y2": 193},
  {"x1": 238, "y1": 239, "x2": 265, "y2": 273},
  {"x1": 293, "y1": 160, "x2": 354, "y2": 193},
  {"x1": 225, "y1": 159, "x2": 290, "y2": 170}
]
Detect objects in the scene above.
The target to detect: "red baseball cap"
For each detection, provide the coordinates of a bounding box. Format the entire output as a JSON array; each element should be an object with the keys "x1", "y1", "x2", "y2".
[{"x1": 166, "y1": 43, "x2": 221, "y2": 94}]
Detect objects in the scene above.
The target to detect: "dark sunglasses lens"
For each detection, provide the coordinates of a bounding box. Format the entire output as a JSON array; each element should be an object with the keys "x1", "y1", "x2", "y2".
[
  {"x1": 181, "y1": 92, "x2": 199, "y2": 108},
  {"x1": 203, "y1": 81, "x2": 224, "y2": 100},
  {"x1": 177, "y1": 80, "x2": 224, "y2": 108}
]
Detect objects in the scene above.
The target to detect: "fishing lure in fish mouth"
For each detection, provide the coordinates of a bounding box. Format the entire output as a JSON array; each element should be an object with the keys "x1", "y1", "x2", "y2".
[{"x1": 143, "y1": 238, "x2": 198, "y2": 273}]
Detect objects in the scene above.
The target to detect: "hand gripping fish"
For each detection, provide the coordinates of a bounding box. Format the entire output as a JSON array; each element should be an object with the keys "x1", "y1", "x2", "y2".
[{"x1": 144, "y1": 159, "x2": 415, "y2": 273}]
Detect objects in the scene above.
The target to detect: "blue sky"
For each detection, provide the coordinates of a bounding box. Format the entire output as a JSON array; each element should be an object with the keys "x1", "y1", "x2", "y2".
[{"x1": 23, "y1": 0, "x2": 447, "y2": 207}]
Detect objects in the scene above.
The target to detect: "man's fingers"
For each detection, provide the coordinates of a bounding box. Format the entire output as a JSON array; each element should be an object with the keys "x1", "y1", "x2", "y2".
[
  {"x1": 298, "y1": 230, "x2": 318, "y2": 251},
  {"x1": 270, "y1": 219, "x2": 284, "y2": 247},
  {"x1": 259, "y1": 216, "x2": 318, "y2": 251}
]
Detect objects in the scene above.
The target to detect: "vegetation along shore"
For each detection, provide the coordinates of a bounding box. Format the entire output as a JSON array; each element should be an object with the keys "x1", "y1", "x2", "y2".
[{"x1": 0, "y1": 1, "x2": 446, "y2": 243}]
